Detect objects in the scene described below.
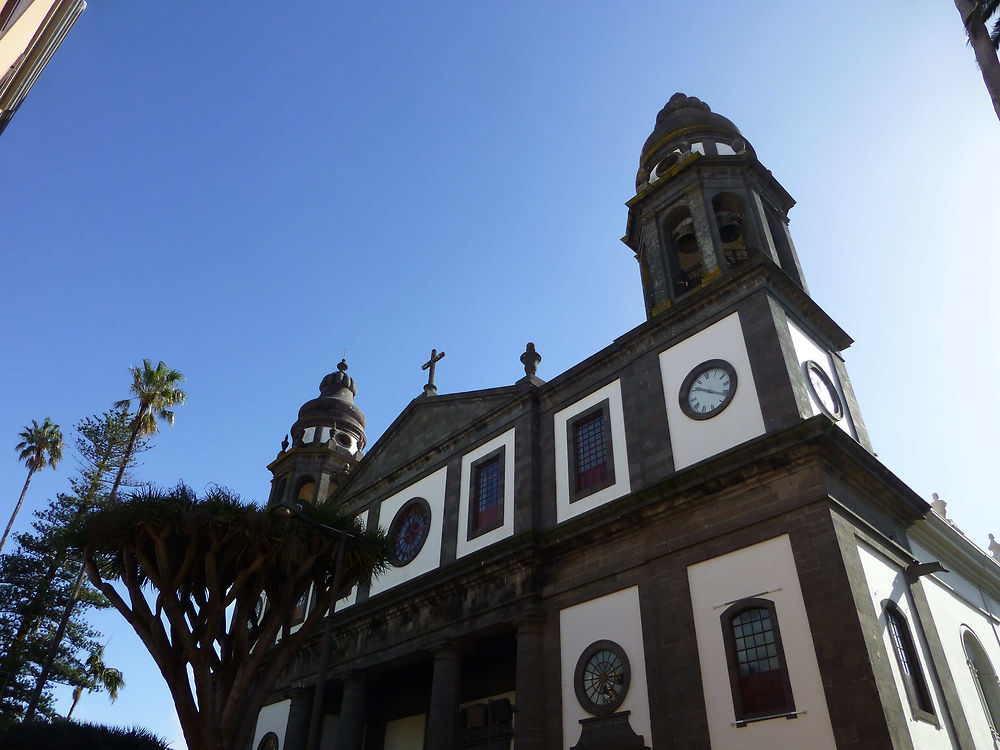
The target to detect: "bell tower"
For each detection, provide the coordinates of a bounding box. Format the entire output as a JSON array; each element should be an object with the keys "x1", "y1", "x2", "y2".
[
  {"x1": 623, "y1": 93, "x2": 808, "y2": 319},
  {"x1": 267, "y1": 359, "x2": 367, "y2": 508}
]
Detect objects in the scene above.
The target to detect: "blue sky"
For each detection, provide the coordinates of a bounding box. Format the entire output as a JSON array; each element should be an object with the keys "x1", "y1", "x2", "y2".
[{"x1": 1, "y1": 2, "x2": 997, "y2": 746}]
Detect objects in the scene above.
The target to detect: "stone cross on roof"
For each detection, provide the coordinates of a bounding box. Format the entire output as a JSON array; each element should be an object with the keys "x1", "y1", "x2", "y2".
[{"x1": 421, "y1": 348, "x2": 445, "y2": 396}]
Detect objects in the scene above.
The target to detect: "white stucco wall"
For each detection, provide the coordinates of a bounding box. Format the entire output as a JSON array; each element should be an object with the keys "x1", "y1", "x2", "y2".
[
  {"x1": 687, "y1": 535, "x2": 836, "y2": 750},
  {"x1": 559, "y1": 586, "x2": 652, "y2": 750},
  {"x1": 251, "y1": 699, "x2": 291, "y2": 750},
  {"x1": 855, "y1": 543, "x2": 953, "y2": 749},
  {"x1": 368, "y1": 467, "x2": 447, "y2": 597},
  {"x1": 786, "y1": 319, "x2": 856, "y2": 439},
  {"x1": 659, "y1": 311, "x2": 765, "y2": 470},
  {"x1": 908, "y1": 539, "x2": 1000, "y2": 748},
  {"x1": 0, "y1": 0, "x2": 58, "y2": 74},
  {"x1": 553, "y1": 380, "x2": 631, "y2": 523},
  {"x1": 456, "y1": 428, "x2": 516, "y2": 558},
  {"x1": 384, "y1": 713, "x2": 425, "y2": 750}
]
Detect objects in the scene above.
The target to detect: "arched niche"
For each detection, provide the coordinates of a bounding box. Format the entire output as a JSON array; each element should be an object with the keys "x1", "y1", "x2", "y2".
[
  {"x1": 711, "y1": 192, "x2": 751, "y2": 268},
  {"x1": 295, "y1": 476, "x2": 316, "y2": 505},
  {"x1": 663, "y1": 205, "x2": 702, "y2": 297}
]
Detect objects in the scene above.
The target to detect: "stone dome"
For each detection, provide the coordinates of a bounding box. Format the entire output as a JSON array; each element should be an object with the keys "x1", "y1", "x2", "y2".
[
  {"x1": 638, "y1": 93, "x2": 747, "y2": 182},
  {"x1": 290, "y1": 359, "x2": 366, "y2": 444}
]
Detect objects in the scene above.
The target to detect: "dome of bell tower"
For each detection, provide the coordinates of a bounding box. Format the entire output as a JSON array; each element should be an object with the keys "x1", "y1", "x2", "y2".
[
  {"x1": 290, "y1": 359, "x2": 367, "y2": 452},
  {"x1": 637, "y1": 93, "x2": 750, "y2": 190}
]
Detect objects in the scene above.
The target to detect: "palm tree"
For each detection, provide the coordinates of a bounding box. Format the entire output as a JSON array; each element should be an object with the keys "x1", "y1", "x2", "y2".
[
  {"x1": 66, "y1": 644, "x2": 124, "y2": 720},
  {"x1": 1, "y1": 418, "x2": 63, "y2": 554},
  {"x1": 108, "y1": 359, "x2": 186, "y2": 504},
  {"x1": 955, "y1": 0, "x2": 1000, "y2": 122},
  {"x1": 24, "y1": 360, "x2": 185, "y2": 720}
]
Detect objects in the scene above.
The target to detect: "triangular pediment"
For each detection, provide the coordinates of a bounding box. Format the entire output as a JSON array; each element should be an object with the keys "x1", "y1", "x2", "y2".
[{"x1": 343, "y1": 386, "x2": 522, "y2": 494}]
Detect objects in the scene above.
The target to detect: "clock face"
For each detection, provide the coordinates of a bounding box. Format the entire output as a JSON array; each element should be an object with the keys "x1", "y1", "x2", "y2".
[
  {"x1": 388, "y1": 498, "x2": 431, "y2": 566},
  {"x1": 574, "y1": 640, "x2": 631, "y2": 715},
  {"x1": 803, "y1": 360, "x2": 844, "y2": 420},
  {"x1": 679, "y1": 359, "x2": 738, "y2": 420}
]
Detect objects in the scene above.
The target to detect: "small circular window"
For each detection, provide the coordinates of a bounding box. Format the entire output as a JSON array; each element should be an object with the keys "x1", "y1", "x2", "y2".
[
  {"x1": 574, "y1": 639, "x2": 631, "y2": 715},
  {"x1": 387, "y1": 497, "x2": 431, "y2": 567}
]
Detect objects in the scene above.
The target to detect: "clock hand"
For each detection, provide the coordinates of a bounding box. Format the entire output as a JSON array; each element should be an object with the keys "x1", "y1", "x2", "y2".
[{"x1": 692, "y1": 387, "x2": 725, "y2": 396}]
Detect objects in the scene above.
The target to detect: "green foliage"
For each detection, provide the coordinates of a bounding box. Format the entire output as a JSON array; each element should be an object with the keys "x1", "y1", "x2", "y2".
[
  {"x1": 78, "y1": 483, "x2": 390, "y2": 750},
  {"x1": 112, "y1": 359, "x2": 186, "y2": 438},
  {"x1": 981, "y1": 0, "x2": 1000, "y2": 48},
  {"x1": 0, "y1": 719, "x2": 168, "y2": 750},
  {"x1": 0, "y1": 410, "x2": 141, "y2": 724},
  {"x1": 16, "y1": 417, "x2": 64, "y2": 473}
]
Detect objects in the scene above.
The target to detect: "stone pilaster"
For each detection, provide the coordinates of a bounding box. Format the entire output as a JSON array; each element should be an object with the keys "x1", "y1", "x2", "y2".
[
  {"x1": 514, "y1": 617, "x2": 545, "y2": 750},
  {"x1": 283, "y1": 687, "x2": 313, "y2": 750},
  {"x1": 334, "y1": 675, "x2": 368, "y2": 750},
  {"x1": 425, "y1": 645, "x2": 462, "y2": 750}
]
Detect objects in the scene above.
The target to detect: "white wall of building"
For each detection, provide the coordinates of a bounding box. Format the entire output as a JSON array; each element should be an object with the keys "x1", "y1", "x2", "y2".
[
  {"x1": 558, "y1": 586, "x2": 652, "y2": 750},
  {"x1": 384, "y1": 713, "x2": 425, "y2": 750},
  {"x1": 659, "y1": 312, "x2": 765, "y2": 470},
  {"x1": 855, "y1": 543, "x2": 954, "y2": 749},
  {"x1": 785, "y1": 319, "x2": 856, "y2": 439},
  {"x1": 456, "y1": 428, "x2": 516, "y2": 558},
  {"x1": 553, "y1": 380, "x2": 631, "y2": 523},
  {"x1": 251, "y1": 699, "x2": 290, "y2": 750},
  {"x1": 686, "y1": 534, "x2": 836, "y2": 750},
  {"x1": 369, "y1": 467, "x2": 447, "y2": 597},
  {"x1": 0, "y1": 0, "x2": 58, "y2": 74},
  {"x1": 909, "y1": 539, "x2": 1000, "y2": 748}
]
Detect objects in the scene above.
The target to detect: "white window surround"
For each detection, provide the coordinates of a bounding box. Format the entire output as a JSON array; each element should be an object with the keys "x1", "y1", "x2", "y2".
[
  {"x1": 786, "y1": 319, "x2": 856, "y2": 439},
  {"x1": 368, "y1": 466, "x2": 447, "y2": 598},
  {"x1": 659, "y1": 311, "x2": 765, "y2": 471},
  {"x1": 456, "y1": 428, "x2": 516, "y2": 559},
  {"x1": 554, "y1": 380, "x2": 630, "y2": 524}
]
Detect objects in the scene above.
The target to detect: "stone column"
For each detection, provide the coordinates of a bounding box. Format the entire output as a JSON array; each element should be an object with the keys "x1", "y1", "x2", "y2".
[
  {"x1": 283, "y1": 687, "x2": 313, "y2": 750},
  {"x1": 425, "y1": 645, "x2": 462, "y2": 750},
  {"x1": 334, "y1": 675, "x2": 368, "y2": 750},
  {"x1": 514, "y1": 617, "x2": 545, "y2": 750}
]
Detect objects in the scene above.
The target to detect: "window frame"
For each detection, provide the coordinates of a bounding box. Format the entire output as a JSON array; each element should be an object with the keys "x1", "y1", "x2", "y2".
[
  {"x1": 720, "y1": 597, "x2": 796, "y2": 725},
  {"x1": 466, "y1": 445, "x2": 506, "y2": 540},
  {"x1": 883, "y1": 600, "x2": 938, "y2": 725},
  {"x1": 567, "y1": 400, "x2": 616, "y2": 503},
  {"x1": 573, "y1": 639, "x2": 632, "y2": 716},
  {"x1": 962, "y1": 627, "x2": 1000, "y2": 740}
]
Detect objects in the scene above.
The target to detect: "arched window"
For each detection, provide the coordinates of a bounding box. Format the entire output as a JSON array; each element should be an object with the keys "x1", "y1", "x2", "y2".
[
  {"x1": 884, "y1": 602, "x2": 936, "y2": 722},
  {"x1": 962, "y1": 628, "x2": 1000, "y2": 739},
  {"x1": 663, "y1": 206, "x2": 702, "y2": 297},
  {"x1": 295, "y1": 476, "x2": 316, "y2": 504},
  {"x1": 721, "y1": 598, "x2": 795, "y2": 722},
  {"x1": 712, "y1": 192, "x2": 751, "y2": 268}
]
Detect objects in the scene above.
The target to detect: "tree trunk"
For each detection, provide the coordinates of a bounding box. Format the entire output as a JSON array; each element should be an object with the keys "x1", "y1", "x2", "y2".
[
  {"x1": 107, "y1": 409, "x2": 144, "y2": 506},
  {"x1": 23, "y1": 564, "x2": 86, "y2": 720},
  {"x1": 0, "y1": 470, "x2": 34, "y2": 554},
  {"x1": 955, "y1": 0, "x2": 1000, "y2": 122},
  {"x1": 0, "y1": 551, "x2": 65, "y2": 702},
  {"x1": 67, "y1": 686, "x2": 82, "y2": 719}
]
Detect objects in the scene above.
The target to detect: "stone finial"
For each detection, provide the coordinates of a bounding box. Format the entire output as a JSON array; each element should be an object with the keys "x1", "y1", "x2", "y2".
[
  {"x1": 990, "y1": 534, "x2": 1000, "y2": 560},
  {"x1": 520, "y1": 342, "x2": 541, "y2": 377},
  {"x1": 930, "y1": 492, "x2": 947, "y2": 519},
  {"x1": 281, "y1": 434, "x2": 289, "y2": 452}
]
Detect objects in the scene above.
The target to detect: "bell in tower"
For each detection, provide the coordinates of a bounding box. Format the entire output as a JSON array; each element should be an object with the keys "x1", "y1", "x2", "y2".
[
  {"x1": 623, "y1": 93, "x2": 808, "y2": 319},
  {"x1": 267, "y1": 359, "x2": 367, "y2": 508}
]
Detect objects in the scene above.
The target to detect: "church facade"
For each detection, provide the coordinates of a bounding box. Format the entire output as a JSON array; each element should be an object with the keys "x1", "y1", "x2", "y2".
[{"x1": 251, "y1": 94, "x2": 1000, "y2": 750}]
